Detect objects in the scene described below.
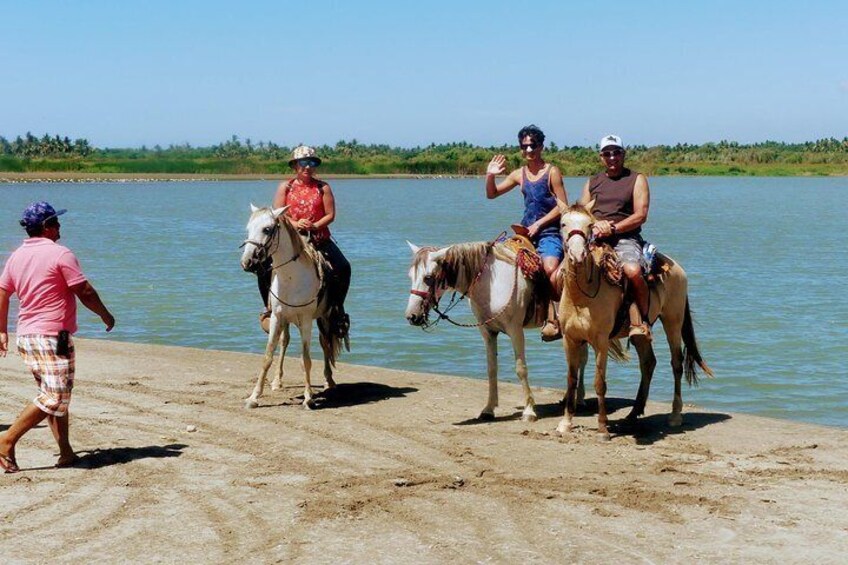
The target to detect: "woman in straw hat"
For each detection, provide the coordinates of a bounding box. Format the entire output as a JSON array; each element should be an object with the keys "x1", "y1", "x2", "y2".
[{"x1": 256, "y1": 145, "x2": 351, "y2": 338}]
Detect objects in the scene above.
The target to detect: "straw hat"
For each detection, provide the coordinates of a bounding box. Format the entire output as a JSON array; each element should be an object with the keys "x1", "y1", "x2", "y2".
[{"x1": 288, "y1": 145, "x2": 322, "y2": 168}]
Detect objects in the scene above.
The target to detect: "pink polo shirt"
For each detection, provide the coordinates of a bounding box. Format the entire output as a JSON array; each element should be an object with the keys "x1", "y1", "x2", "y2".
[{"x1": 0, "y1": 238, "x2": 87, "y2": 335}]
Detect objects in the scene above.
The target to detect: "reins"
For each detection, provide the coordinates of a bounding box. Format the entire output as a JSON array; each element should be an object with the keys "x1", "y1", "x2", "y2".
[
  {"x1": 243, "y1": 215, "x2": 323, "y2": 309},
  {"x1": 414, "y1": 241, "x2": 519, "y2": 329}
]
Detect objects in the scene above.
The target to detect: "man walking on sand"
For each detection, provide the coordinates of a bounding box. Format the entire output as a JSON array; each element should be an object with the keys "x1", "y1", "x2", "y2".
[{"x1": 0, "y1": 201, "x2": 114, "y2": 473}]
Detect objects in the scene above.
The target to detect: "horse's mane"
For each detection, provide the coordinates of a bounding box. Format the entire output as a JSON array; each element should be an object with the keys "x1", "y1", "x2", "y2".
[
  {"x1": 255, "y1": 207, "x2": 328, "y2": 273},
  {"x1": 443, "y1": 242, "x2": 493, "y2": 288},
  {"x1": 411, "y1": 242, "x2": 493, "y2": 290}
]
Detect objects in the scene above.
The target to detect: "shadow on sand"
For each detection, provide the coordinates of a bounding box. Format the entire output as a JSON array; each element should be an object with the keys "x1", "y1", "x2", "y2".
[
  {"x1": 453, "y1": 396, "x2": 636, "y2": 426},
  {"x1": 454, "y1": 396, "x2": 730, "y2": 442},
  {"x1": 259, "y1": 382, "x2": 418, "y2": 410},
  {"x1": 72, "y1": 444, "x2": 188, "y2": 469}
]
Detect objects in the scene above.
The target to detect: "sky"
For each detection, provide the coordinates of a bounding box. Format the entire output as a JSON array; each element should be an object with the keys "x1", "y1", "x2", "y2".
[{"x1": 1, "y1": 0, "x2": 847, "y2": 149}]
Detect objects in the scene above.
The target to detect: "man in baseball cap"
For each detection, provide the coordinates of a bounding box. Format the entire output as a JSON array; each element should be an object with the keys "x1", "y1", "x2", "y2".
[
  {"x1": 0, "y1": 201, "x2": 115, "y2": 472},
  {"x1": 578, "y1": 134, "x2": 654, "y2": 342}
]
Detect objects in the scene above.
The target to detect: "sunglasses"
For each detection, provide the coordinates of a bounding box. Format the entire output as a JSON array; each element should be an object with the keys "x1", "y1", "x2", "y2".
[
  {"x1": 600, "y1": 148, "x2": 624, "y2": 158},
  {"x1": 520, "y1": 143, "x2": 541, "y2": 151},
  {"x1": 296, "y1": 158, "x2": 319, "y2": 168}
]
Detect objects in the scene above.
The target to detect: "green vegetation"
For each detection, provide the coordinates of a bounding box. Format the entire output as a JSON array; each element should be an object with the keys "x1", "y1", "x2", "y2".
[{"x1": 2, "y1": 133, "x2": 848, "y2": 176}]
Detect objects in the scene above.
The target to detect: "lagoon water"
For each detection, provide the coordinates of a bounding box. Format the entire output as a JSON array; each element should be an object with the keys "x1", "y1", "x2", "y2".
[{"x1": 1, "y1": 177, "x2": 846, "y2": 427}]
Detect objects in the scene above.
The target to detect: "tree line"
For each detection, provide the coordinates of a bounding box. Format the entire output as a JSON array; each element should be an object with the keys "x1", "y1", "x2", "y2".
[{"x1": 2, "y1": 133, "x2": 847, "y2": 176}]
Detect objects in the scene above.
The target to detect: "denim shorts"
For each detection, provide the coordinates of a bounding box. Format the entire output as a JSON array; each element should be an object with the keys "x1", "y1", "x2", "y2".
[{"x1": 535, "y1": 232, "x2": 564, "y2": 261}]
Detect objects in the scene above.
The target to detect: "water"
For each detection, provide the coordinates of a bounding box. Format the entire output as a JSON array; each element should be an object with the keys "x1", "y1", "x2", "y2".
[{"x1": 1, "y1": 177, "x2": 846, "y2": 428}]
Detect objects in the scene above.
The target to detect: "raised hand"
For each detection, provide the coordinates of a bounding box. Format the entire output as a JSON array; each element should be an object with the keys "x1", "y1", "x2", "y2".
[{"x1": 487, "y1": 155, "x2": 506, "y2": 176}]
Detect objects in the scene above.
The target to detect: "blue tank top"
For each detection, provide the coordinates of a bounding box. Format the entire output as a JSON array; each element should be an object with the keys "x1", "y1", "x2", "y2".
[{"x1": 520, "y1": 165, "x2": 558, "y2": 240}]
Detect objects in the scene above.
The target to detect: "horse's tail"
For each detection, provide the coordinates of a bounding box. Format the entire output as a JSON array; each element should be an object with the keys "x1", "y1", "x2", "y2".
[
  {"x1": 609, "y1": 338, "x2": 630, "y2": 363},
  {"x1": 682, "y1": 298, "x2": 714, "y2": 386},
  {"x1": 318, "y1": 318, "x2": 343, "y2": 368}
]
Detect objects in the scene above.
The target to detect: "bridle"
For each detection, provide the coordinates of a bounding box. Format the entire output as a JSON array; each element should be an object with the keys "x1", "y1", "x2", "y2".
[
  {"x1": 409, "y1": 244, "x2": 513, "y2": 329},
  {"x1": 240, "y1": 220, "x2": 302, "y2": 271},
  {"x1": 562, "y1": 221, "x2": 602, "y2": 299},
  {"x1": 242, "y1": 216, "x2": 321, "y2": 308}
]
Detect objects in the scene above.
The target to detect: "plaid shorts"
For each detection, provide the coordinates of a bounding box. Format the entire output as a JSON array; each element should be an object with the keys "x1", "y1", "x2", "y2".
[{"x1": 17, "y1": 334, "x2": 76, "y2": 417}]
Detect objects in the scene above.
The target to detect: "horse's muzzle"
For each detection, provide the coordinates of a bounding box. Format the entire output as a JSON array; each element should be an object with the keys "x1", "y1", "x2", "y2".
[{"x1": 407, "y1": 313, "x2": 426, "y2": 326}]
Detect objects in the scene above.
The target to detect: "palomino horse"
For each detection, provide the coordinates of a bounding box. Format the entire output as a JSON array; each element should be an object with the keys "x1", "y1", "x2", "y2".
[
  {"x1": 557, "y1": 201, "x2": 713, "y2": 439},
  {"x1": 240, "y1": 204, "x2": 344, "y2": 409},
  {"x1": 406, "y1": 240, "x2": 555, "y2": 422}
]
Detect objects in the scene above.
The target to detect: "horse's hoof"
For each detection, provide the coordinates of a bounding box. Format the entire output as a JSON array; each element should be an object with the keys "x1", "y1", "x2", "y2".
[
  {"x1": 555, "y1": 422, "x2": 572, "y2": 435},
  {"x1": 324, "y1": 381, "x2": 336, "y2": 390},
  {"x1": 303, "y1": 399, "x2": 316, "y2": 410},
  {"x1": 478, "y1": 411, "x2": 495, "y2": 422},
  {"x1": 271, "y1": 383, "x2": 282, "y2": 392},
  {"x1": 597, "y1": 431, "x2": 611, "y2": 442},
  {"x1": 668, "y1": 413, "x2": 683, "y2": 427},
  {"x1": 522, "y1": 413, "x2": 538, "y2": 423},
  {"x1": 245, "y1": 399, "x2": 259, "y2": 409}
]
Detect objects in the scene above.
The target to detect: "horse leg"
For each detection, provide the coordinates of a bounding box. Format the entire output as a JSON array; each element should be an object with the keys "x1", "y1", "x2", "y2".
[
  {"x1": 593, "y1": 342, "x2": 611, "y2": 441},
  {"x1": 298, "y1": 319, "x2": 315, "y2": 409},
  {"x1": 271, "y1": 322, "x2": 290, "y2": 391},
  {"x1": 625, "y1": 338, "x2": 657, "y2": 423},
  {"x1": 245, "y1": 314, "x2": 284, "y2": 409},
  {"x1": 557, "y1": 337, "x2": 584, "y2": 435},
  {"x1": 577, "y1": 342, "x2": 588, "y2": 407},
  {"x1": 663, "y1": 317, "x2": 686, "y2": 427},
  {"x1": 478, "y1": 328, "x2": 498, "y2": 421},
  {"x1": 508, "y1": 329, "x2": 536, "y2": 422},
  {"x1": 319, "y1": 322, "x2": 336, "y2": 390}
]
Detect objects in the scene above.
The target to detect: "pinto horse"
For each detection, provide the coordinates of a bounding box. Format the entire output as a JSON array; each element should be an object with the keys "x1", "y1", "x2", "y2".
[
  {"x1": 406, "y1": 240, "x2": 585, "y2": 422},
  {"x1": 241, "y1": 204, "x2": 344, "y2": 409},
  {"x1": 557, "y1": 201, "x2": 713, "y2": 439}
]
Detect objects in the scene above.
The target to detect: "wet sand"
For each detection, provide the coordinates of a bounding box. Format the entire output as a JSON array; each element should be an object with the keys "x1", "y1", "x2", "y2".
[{"x1": 1, "y1": 338, "x2": 846, "y2": 563}]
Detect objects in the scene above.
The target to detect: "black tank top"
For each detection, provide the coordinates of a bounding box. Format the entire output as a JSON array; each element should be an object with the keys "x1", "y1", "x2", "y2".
[{"x1": 588, "y1": 168, "x2": 640, "y2": 237}]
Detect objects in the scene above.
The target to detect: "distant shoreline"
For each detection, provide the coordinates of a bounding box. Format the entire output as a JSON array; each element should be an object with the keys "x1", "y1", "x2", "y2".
[
  {"x1": 0, "y1": 172, "x2": 476, "y2": 183},
  {"x1": 1, "y1": 171, "x2": 845, "y2": 183}
]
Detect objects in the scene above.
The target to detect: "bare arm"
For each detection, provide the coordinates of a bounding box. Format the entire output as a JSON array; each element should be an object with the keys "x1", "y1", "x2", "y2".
[
  {"x1": 312, "y1": 183, "x2": 336, "y2": 230},
  {"x1": 485, "y1": 155, "x2": 521, "y2": 199},
  {"x1": 0, "y1": 288, "x2": 9, "y2": 356},
  {"x1": 592, "y1": 174, "x2": 650, "y2": 237},
  {"x1": 612, "y1": 173, "x2": 650, "y2": 234},
  {"x1": 70, "y1": 281, "x2": 114, "y2": 331},
  {"x1": 271, "y1": 180, "x2": 290, "y2": 209}
]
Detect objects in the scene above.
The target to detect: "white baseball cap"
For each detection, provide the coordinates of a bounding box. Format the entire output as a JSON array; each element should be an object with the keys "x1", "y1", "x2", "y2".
[{"x1": 599, "y1": 134, "x2": 623, "y2": 150}]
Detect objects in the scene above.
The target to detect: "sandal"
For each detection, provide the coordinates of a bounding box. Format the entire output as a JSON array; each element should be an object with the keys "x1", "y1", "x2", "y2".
[
  {"x1": 628, "y1": 323, "x2": 653, "y2": 343},
  {"x1": 0, "y1": 453, "x2": 19, "y2": 474},
  {"x1": 541, "y1": 319, "x2": 562, "y2": 342}
]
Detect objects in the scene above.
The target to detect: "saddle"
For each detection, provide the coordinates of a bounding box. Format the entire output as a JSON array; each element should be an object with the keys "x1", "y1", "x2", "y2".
[
  {"x1": 592, "y1": 243, "x2": 672, "y2": 339},
  {"x1": 495, "y1": 236, "x2": 548, "y2": 326}
]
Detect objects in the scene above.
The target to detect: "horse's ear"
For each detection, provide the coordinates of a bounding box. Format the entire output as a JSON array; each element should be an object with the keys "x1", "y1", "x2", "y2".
[
  {"x1": 407, "y1": 241, "x2": 421, "y2": 254},
  {"x1": 250, "y1": 203, "x2": 259, "y2": 213},
  {"x1": 430, "y1": 246, "x2": 452, "y2": 263},
  {"x1": 271, "y1": 205, "x2": 289, "y2": 219},
  {"x1": 556, "y1": 198, "x2": 568, "y2": 213},
  {"x1": 584, "y1": 198, "x2": 596, "y2": 213}
]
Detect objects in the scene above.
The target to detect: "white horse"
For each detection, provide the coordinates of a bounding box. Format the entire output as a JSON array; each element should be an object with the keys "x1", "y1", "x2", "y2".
[
  {"x1": 406, "y1": 240, "x2": 553, "y2": 422},
  {"x1": 240, "y1": 204, "x2": 343, "y2": 409}
]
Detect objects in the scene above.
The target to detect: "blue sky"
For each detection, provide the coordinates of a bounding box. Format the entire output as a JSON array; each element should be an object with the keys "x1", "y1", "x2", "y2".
[{"x1": 1, "y1": 0, "x2": 846, "y2": 148}]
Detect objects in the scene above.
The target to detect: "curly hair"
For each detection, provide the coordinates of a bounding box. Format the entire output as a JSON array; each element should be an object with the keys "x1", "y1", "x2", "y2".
[{"x1": 517, "y1": 125, "x2": 545, "y2": 146}]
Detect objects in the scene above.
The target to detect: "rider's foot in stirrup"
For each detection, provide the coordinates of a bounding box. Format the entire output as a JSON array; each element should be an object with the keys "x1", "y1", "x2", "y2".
[
  {"x1": 628, "y1": 322, "x2": 653, "y2": 343},
  {"x1": 540, "y1": 319, "x2": 562, "y2": 342},
  {"x1": 334, "y1": 312, "x2": 350, "y2": 338}
]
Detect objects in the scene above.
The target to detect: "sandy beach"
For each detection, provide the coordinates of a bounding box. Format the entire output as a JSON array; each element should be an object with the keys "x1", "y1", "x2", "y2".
[{"x1": 1, "y1": 338, "x2": 846, "y2": 563}]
